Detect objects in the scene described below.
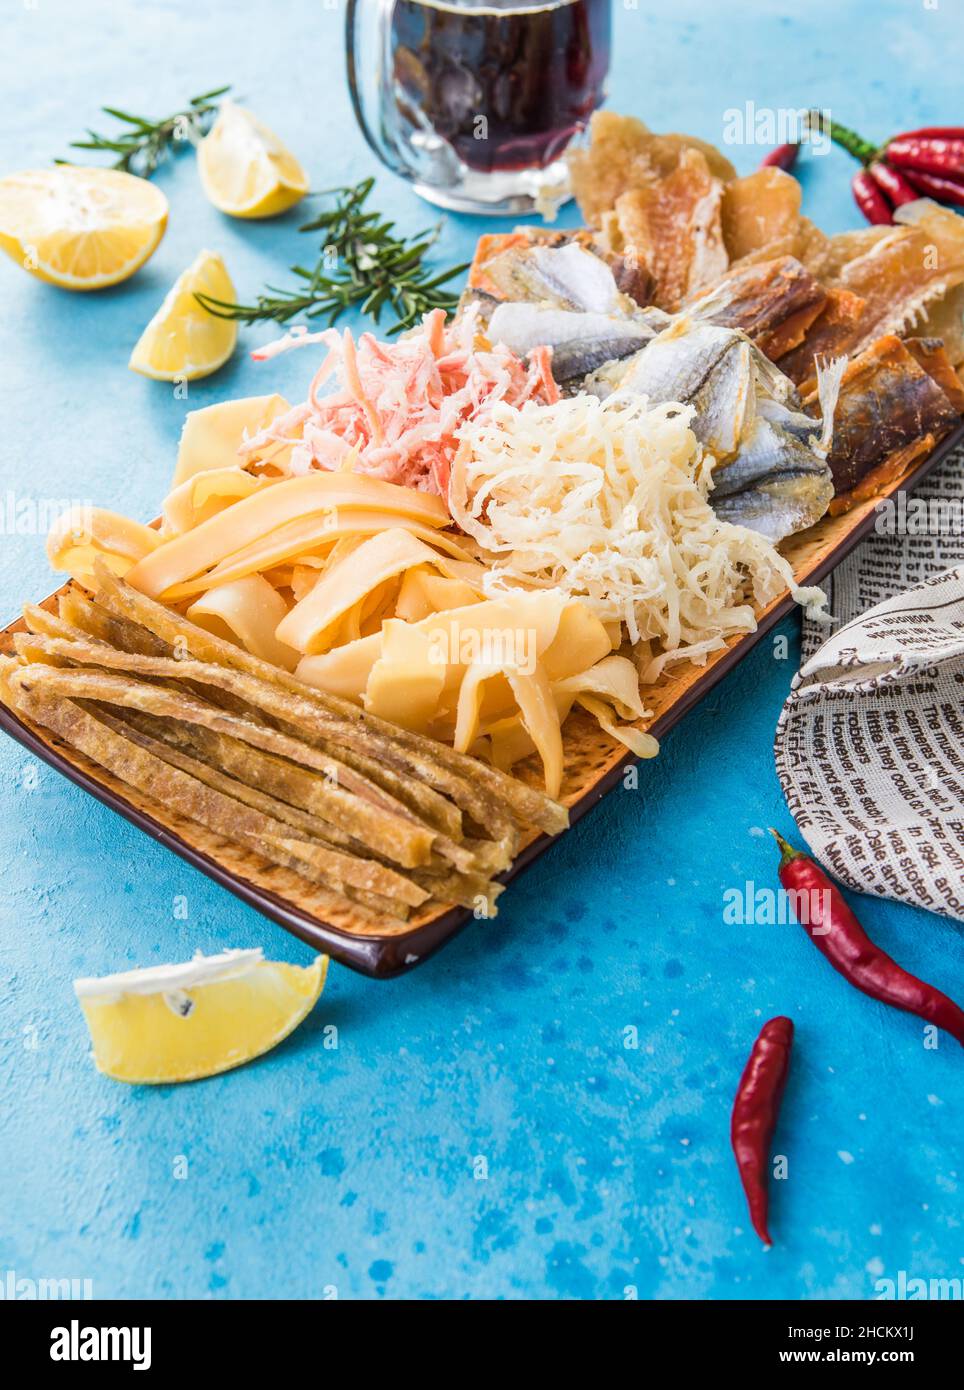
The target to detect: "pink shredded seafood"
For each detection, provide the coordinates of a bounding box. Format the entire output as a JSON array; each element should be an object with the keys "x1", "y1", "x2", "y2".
[{"x1": 241, "y1": 309, "x2": 559, "y2": 497}]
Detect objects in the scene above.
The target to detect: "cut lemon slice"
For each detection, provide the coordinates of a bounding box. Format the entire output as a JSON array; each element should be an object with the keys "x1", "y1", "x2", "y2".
[
  {"x1": 74, "y1": 948, "x2": 328, "y2": 1084},
  {"x1": 129, "y1": 249, "x2": 238, "y2": 380},
  {"x1": 0, "y1": 166, "x2": 167, "y2": 290},
  {"x1": 198, "y1": 99, "x2": 309, "y2": 218}
]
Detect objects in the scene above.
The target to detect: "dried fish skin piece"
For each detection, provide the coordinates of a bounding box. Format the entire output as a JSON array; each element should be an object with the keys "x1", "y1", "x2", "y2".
[
  {"x1": 917, "y1": 284, "x2": 964, "y2": 366},
  {"x1": 603, "y1": 149, "x2": 728, "y2": 312},
  {"x1": 721, "y1": 168, "x2": 803, "y2": 264},
  {"x1": 827, "y1": 434, "x2": 935, "y2": 516},
  {"x1": 835, "y1": 219, "x2": 964, "y2": 351},
  {"x1": 903, "y1": 337, "x2": 964, "y2": 411},
  {"x1": 728, "y1": 216, "x2": 831, "y2": 278},
  {"x1": 568, "y1": 111, "x2": 735, "y2": 228},
  {"x1": 701, "y1": 256, "x2": 828, "y2": 360},
  {"x1": 815, "y1": 334, "x2": 961, "y2": 495},
  {"x1": 777, "y1": 288, "x2": 868, "y2": 392}
]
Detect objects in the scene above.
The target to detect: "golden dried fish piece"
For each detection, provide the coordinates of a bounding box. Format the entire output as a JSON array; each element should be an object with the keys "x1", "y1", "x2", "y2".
[
  {"x1": 813, "y1": 334, "x2": 961, "y2": 497},
  {"x1": 728, "y1": 216, "x2": 830, "y2": 276},
  {"x1": 706, "y1": 256, "x2": 827, "y2": 360},
  {"x1": 569, "y1": 111, "x2": 735, "y2": 227},
  {"x1": 835, "y1": 221, "x2": 964, "y2": 350},
  {"x1": 917, "y1": 284, "x2": 964, "y2": 367},
  {"x1": 777, "y1": 288, "x2": 868, "y2": 392},
  {"x1": 904, "y1": 337, "x2": 964, "y2": 412},
  {"x1": 721, "y1": 168, "x2": 802, "y2": 263},
  {"x1": 602, "y1": 148, "x2": 728, "y2": 312}
]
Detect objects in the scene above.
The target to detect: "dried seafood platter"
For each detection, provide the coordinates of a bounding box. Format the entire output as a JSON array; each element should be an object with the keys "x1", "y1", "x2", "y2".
[{"x1": 4, "y1": 112, "x2": 964, "y2": 975}]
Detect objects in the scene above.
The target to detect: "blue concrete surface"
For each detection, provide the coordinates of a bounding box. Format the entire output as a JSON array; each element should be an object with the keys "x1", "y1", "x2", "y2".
[{"x1": 1, "y1": 0, "x2": 961, "y2": 1301}]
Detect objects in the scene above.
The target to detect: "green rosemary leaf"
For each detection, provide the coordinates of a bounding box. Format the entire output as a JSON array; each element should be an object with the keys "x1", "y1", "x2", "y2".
[
  {"x1": 194, "y1": 178, "x2": 468, "y2": 335},
  {"x1": 60, "y1": 87, "x2": 230, "y2": 179}
]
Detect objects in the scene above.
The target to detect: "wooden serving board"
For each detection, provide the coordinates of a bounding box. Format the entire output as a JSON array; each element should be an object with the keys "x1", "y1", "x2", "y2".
[{"x1": 2, "y1": 423, "x2": 962, "y2": 977}]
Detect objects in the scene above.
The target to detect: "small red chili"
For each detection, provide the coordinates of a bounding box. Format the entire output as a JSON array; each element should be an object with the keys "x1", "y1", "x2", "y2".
[
  {"x1": 894, "y1": 126, "x2": 964, "y2": 142},
  {"x1": 771, "y1": 831, "x2": 964, "y2": 1047},
  {"x1": 731, "y1": 1016, "x2": 794, "y2": 1248},
  {"x1": 902, "y1": 167, "x2": 964, "y2": 207},
  {"x1": 886, "y1": 134, "x2": 964, "y2": 179},
  {"x1": 851, "y1": 169, "x2": 893, "y2": 224},
  {"x1": 760, "y1": 142, "x2": 799, "y2": 172},
  {"x1": 868, "y1": 161, "x2": 919, "y2": 208}
]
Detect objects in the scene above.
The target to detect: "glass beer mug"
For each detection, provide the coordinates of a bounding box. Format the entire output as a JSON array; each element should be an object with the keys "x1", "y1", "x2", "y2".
[{"x1": 345, "y1": 0, "x2": 611, "y2": 215}]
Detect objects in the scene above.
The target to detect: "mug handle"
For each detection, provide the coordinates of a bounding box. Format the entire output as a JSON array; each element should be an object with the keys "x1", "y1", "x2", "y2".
[{"x1": 344, "y1": 0, "x2": 409, "y2": 179}]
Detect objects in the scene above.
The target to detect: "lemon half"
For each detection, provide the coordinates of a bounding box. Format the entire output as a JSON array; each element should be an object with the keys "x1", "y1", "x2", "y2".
[
  {"x1": 198, "y1": 99, "x2": 309, "y2": 219},
  {"x1": 0, "y1": 166, "x2": 168, "y2": 290},
  {"x1": 129, "y1": 249, "x2": 238, "y2": 380},
  {"x1": 75, "y1": 948, "x2": 328, "y2": 1084}
]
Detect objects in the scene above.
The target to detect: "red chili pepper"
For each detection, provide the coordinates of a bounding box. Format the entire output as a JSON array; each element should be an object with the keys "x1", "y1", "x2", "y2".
[
  {"x1": 851, "y1": 169, "x2": 893, "y2": 224},
  {"x1": 760, "y1": 142, "x2": 799, "y2": 172},
  {"x1": 868, "y1": 161, "x2": 919, "y2": 208},
  {"x1": 886, "y1": 134, "x2": 964, "y2": 179},
  {"x1": 893, "y1": 125, "x2": 964, "y2": 142},
  {"x1": 902, "y1": 167, "x2": 964, "y2": 207},
  {"x1": 731, "y1": 1016, "x2": 794, "y2": 1248},
  {"x1": 771, "y1": 831, "x2": 964, "y2": 1047}
]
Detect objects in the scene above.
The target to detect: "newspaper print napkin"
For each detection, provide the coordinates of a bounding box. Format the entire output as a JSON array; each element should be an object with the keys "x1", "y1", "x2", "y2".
[{"x1": 779, "y1": 444, "x2": 964, "y2": 921}]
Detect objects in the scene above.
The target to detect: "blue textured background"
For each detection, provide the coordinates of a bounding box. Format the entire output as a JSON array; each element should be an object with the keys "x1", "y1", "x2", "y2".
[{"x1": 1, "y1": 0, "x2": 961, "y2": 1301}]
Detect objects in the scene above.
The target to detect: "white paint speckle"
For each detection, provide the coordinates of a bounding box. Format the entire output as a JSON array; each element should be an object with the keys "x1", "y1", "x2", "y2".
[
  {"x1": 927, "y1": 1094, "x2": 942, "y2": 1106},
  {"x1": 749, "y1": 826, "x2": 765, "y2": 837},
  {"x1": 866, "y1": 1256, "x2": 885, "y2": 1277},
  {"x1": 870, "y1": 1223, "x2": 882, "y2": 1236},
  {"x1": 838, "y1": 1150, "x2": 855, "y2": 1165}
]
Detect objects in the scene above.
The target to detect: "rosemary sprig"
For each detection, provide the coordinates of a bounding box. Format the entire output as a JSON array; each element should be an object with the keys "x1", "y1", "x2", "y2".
[
  {"x1": 195, "y1": 177, "x2": 469, "y2": 335},
  {"x1": 60, "y1": 86, "x2": 231, "y2": 179}
]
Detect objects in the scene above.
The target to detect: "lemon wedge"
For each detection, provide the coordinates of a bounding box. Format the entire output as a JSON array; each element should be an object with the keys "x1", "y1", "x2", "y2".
[
  {"x1": 198, "y1": 99, "x2": 309, "y2": 218},
  {"x1": 129, "y1": 249, "x2": 238, "y2": 380},
  {"x1": 0, "y1": 166, "x2": 168, "y2": 290},
  {"x1": 74, "y1": 948, "x2": 328, "y2": 1084}
]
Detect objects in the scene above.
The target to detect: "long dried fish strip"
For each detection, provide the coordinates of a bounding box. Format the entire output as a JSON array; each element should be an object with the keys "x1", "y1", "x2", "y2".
[
  {"x1": 7, "y1": 683, "x2": 397, "y2": 916},
  {"x1": 91, "y1": 705, "x2": 427, "y2": 910},
  {"x1": 94, "y1": 562, "x2": 567, "y2": 835},
  {"x1": 60, "y1": 589, "x2": 169, "y2": 656},
  {"x1": 11, "y1": 663, "x2": 434, "y2": 868}
]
